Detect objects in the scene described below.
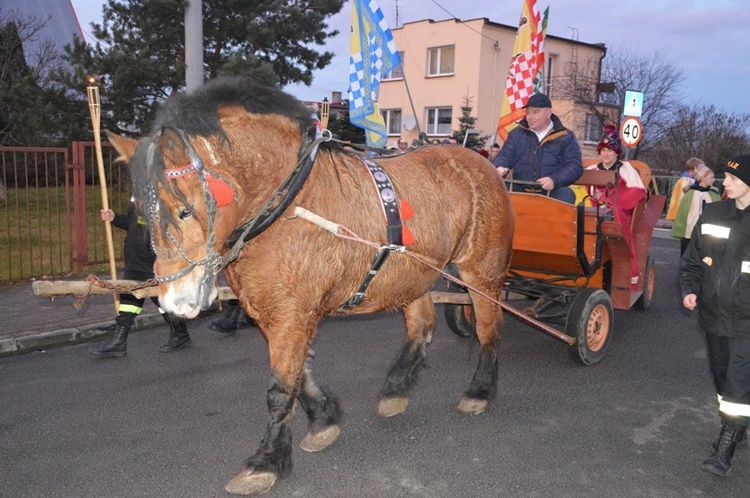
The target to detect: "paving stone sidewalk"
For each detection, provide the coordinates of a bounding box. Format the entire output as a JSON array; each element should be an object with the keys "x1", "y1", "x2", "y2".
[{"x1": 0, "y1": 280, "x2": 221, "y2": 357}]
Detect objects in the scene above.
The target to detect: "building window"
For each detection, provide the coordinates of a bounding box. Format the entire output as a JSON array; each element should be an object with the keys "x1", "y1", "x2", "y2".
[
  {"x1": 426, "y1": 107, "x2": 453, "y2": 135},
  {"x1": 428, "y1": 46, "x2": 454, "y2": 77},
  {"x1": 584, "y1": 114, "x2": 604, "y2": 143},
  {"x1": 383, "y1": 51, "x2": 404, "y2": 80},
  {"x1": 384, "y1": 109, "x2": 402, "y2": 135}
]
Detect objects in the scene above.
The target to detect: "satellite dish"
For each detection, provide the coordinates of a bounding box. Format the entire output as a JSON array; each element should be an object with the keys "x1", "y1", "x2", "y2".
[{"x1": 402, "y1": 114, "x2": 416, "y2": 131}]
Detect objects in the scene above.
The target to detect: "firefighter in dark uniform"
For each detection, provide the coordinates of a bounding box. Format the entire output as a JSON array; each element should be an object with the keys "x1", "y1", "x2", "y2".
[
  {"x1": 91, "y1": 200, "x2": 191, "y2": 357},
  {"x1": 680, "y1": 154, "x2": 750, "y2": 476}
]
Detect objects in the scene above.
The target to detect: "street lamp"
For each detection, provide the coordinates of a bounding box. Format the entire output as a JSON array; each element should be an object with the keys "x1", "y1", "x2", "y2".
[{"x1": 86, "y1": 75, "x2": 119, "y2": 312}]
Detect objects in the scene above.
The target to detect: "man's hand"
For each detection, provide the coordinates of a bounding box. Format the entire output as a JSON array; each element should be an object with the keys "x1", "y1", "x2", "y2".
[
  {"x1": 538, "y1": 176, "x2": 555, "y2": 191},
  {"x1": 496, "y1": 166, "x2": 509, "y2": 178},
  {"x1": 100, "y1": 209, "x2": 114, "y2": 222},
  {"x1": 683, "y1": 293, "x2": 697, "y2": 310}
]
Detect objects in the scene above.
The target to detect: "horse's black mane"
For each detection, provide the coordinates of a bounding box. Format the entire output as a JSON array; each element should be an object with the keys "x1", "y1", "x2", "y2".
[{"x1": 151, "y1": 77, "x2": 313, "y2": 138}]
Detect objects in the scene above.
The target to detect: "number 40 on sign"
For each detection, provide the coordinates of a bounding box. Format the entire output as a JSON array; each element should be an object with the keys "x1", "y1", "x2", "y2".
[{"x1": 620, "y1": 116, "x2": 643, "y2": 148}]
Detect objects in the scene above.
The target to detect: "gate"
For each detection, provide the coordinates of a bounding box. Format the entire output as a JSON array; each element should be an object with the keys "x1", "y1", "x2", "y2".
[{"x1": 0, "y1": 142, "x2": 128, "y2": 283}]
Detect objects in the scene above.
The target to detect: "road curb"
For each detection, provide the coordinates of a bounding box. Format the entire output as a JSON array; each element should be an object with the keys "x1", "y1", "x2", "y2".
[{"x1": 0, "y1": 313, "x2": 166, "y2": 357}]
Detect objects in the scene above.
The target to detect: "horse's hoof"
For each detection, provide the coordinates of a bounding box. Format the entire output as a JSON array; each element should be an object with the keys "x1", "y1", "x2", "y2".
[
  {"x1": 377, "y1": 397, "x2": 409, "y2": 417},
  {"x1": 457, "y1": 397, "x2": 488, "y2": 415},
  {"x1": 300, "y1": 424, "x2": 340, "y2": 453},
  {"x1": 224, "y1": 469, "x2": 277, "y2": 495}
]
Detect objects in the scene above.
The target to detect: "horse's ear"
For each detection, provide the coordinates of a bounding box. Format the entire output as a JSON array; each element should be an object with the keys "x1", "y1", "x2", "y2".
[
  {"x1": 159, "y1": 127, "x2": 191, "y2": 167},
  {"x1": 105, "y1": 131, "x2": 137, "y2": 163}
]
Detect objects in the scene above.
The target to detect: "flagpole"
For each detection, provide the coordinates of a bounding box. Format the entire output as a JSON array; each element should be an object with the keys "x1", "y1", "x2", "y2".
[
  {"x1": 401, "y1": 71, "x2": 422, "y2": 138},
  {"x1": 86, "y1": 75, "x2": 119, "y2": 313}
]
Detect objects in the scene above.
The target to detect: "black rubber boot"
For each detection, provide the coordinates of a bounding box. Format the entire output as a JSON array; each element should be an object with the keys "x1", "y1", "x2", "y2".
[
  {"x1": 159, "y1": 316, "x2": 192, "y2": 353},
  {"x1": 236, "y1": 309, "x2": 255, "y2": 329},
  {"x1": 91, "y1": 314, "x2": 135, "y2": 358},
  {"x1": 702, "y1": 425, "x2": 741, "y2": 476},
  {"x1": 713, "y1": 426, "x2": 747, "y2": 451},
  {"x1": 209, "y1": 304, "x2": 241, "y2": 335}
]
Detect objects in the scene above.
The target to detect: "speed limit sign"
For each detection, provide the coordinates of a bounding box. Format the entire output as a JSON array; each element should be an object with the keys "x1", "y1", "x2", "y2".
[{"x1": 620, "y1": 116, "x2": 643, "y2": 148}]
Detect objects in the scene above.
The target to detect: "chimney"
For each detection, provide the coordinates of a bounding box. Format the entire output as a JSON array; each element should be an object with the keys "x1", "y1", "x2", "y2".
[{"x1": 331, "y1": 91, "x2": 342, "y2": 104}]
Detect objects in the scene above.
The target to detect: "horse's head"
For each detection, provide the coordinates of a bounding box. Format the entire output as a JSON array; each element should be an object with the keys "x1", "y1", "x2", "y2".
[
  {"x1": 107, "y1": 77, "x2": 321, "y2": 318},
  {"x1": 108, "y1": 128, "x2": 237, "y2": 318}
]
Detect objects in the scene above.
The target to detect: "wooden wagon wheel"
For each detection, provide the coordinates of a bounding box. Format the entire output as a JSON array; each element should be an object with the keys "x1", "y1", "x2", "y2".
[{"x1": 566, "y1": 288, "x2": 614, "y2": 365}]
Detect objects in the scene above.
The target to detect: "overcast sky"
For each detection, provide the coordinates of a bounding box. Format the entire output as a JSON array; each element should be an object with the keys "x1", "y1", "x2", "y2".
[{"x1": 71, "y1": 0, "x2": 749, "y2": 115}]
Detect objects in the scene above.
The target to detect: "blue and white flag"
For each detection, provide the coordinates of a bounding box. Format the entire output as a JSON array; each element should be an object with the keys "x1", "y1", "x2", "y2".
[{"x1": 349, "y1": 0, "x2": 400, "y2": 149}]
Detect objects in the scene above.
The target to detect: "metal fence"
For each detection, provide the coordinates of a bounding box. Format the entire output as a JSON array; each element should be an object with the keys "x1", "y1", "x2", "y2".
[{"x1": 1, "y1": 143, "x2": 129, "y2": 284}]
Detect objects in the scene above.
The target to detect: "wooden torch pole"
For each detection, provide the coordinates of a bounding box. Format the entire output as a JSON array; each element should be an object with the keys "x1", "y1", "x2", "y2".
[
  {"x1": 320, "y1": 98, "x2": 330, "y2": 129},
  {"x1": 86, "y1": 76, "x2": 119, "y2": 313}
]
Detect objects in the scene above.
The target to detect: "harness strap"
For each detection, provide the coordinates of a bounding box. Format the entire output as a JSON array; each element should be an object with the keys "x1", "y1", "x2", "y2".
[
  {"x1": 339, "y1": 247, "x2": 392, "y2": 309},
  {"x1": 339, "y1": 157, "x2": 404, "y2": 311},
  {"x1": 225, "y1": 122, "x2": 322, "y2": 249},
  {"x1": 359, "y1": 156, "x2": 403, "y2": 246}
]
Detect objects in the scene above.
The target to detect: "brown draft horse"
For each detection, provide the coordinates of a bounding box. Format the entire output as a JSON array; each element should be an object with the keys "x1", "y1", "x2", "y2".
[{"x1": 107, "y1": 77, "x2": 514, "y2": 495}]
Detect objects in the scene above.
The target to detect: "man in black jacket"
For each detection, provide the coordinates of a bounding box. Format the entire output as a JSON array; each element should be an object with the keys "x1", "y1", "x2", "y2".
[
  {"x1": 680, "y1": 154, "x2": 750, "y2": 476},
  {"x1": 91, "y1": 200, "x2": 192, "y2": 358}
]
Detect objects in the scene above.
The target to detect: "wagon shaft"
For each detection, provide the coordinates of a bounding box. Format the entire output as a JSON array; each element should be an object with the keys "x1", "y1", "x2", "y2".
[{"x1": 32, "y1": 280, "x2": 238, "y2": 301}]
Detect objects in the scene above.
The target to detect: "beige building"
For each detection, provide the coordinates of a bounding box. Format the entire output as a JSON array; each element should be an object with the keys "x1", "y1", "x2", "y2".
[{"x1": 378, "y1": 17, "x2": 619, "y2": 157}]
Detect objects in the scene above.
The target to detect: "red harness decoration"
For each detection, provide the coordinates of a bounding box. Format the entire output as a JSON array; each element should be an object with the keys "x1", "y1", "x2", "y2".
[
  {"x1": 164, "y1": 164, "x2": 236, "y2": 207},
  {"x1": 400, "y1": 199, "x2": 415, "y2": 245}
]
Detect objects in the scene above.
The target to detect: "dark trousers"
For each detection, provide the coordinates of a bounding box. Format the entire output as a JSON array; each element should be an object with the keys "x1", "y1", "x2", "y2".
[
  {"x1": 705, "y1": 333, "x2": 750, "y2": 427},
  {"x1": 118, "y1": 292, "x2": 160, "y2": 316}
]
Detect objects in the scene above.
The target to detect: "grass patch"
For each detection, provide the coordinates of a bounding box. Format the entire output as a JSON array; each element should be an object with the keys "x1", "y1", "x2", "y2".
[{"x1": 1, "y1": 185, "x2": 129, "y2": 282}]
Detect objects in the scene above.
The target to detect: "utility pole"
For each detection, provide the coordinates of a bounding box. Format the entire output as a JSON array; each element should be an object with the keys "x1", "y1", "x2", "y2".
[{"x1": 185, "y1": 0, "x2": 204, "y2": 93}]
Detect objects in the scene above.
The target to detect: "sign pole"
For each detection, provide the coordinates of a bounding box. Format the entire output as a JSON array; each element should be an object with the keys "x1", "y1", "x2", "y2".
[{"x1": 86, "y1": 76, "x2": 119, "y2": 313}]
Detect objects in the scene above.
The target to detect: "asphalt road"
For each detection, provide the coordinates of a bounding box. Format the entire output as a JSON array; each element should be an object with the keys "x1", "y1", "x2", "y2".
[{"x1": 2, "y1": 238, "x2": 748, "y2": 497}]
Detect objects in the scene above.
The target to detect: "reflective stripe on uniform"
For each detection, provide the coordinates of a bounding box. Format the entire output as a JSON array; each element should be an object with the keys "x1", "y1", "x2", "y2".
[
  {"x1": 718, "y1": 394, "x2": 750, "y2": 417},
  {"x1": 118, "y1": 303, "x2": 143, "y2": 314},
  {"x1": 701, "y1": 223, "x2": 730, "y2": 238}
]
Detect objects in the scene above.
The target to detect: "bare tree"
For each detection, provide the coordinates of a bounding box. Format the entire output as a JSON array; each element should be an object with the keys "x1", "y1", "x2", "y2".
[
  {"x1": 554, "y1": 47, "x2": 685, "y2": 161},
  {"x1": 651, "y1": 104, "x2": 750, "y2": 173},
  {"x1": 0, "y1": 10, "x2": 62, "y2": 89},
  {"x1": 0, "y1": 9, "x2": 70, "y2": 146},
  {"x1": 599, "y1": 48, "x2": 685, "y2": 159}
]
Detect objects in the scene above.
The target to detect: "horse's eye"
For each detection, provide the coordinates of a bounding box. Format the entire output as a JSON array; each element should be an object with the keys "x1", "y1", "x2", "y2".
[{"x1": 179, "y1": 208, "x2": 193, "y2": 220}]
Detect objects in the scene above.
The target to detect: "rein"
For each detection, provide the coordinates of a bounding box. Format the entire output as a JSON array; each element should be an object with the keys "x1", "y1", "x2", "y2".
[{"x1": 151, "y1": 120, "x2": 328, "y2": 286}]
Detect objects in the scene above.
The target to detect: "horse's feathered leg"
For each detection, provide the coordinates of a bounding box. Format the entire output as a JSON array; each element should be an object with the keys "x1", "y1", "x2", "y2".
[
  {"x1": 455, "y1": 267, "x2": 505, "y2": 416},
  {"x1": 297, "y1": 365, "x2": 342, "y2": 452},
  {"x1": 225, "y1": 323, "x2": 313, "y2": 495},
  {"x1": 378, "y1": 292, "x2": 436, "y2": 417}
]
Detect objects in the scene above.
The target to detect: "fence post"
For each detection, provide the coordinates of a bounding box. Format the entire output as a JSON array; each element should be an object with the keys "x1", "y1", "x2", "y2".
[{"x1": 70, "y1": 142, "x2": 88, "y2": 273}]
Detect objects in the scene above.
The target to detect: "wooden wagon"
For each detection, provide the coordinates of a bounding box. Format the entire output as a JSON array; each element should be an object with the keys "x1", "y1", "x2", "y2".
[{"x1": 439, "y1": 160, "x2": 666, "y2": 365}]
